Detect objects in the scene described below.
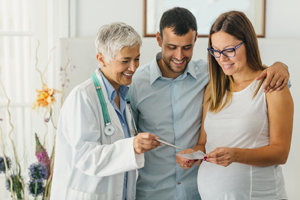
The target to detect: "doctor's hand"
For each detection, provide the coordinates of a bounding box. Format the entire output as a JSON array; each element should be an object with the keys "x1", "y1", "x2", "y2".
[
  {"x1": 206, "y1": 147, "x2": 235, "y2": 167},
  {"x1": 133, "y1": 133, "x2": 162, "y2": 154},
  {"x1": 176, "y1": 149, "x2": 197, "y2": 169}
]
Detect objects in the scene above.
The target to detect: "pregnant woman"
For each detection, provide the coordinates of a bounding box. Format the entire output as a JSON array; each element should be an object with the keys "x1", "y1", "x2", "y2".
[{"x1": 178, "y1": 11, "x2": 293, "y2": 200}]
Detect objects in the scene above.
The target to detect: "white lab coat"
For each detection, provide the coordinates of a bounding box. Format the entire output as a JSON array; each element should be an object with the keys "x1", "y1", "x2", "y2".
[{"x1": 50, "y1": 69, "x2": 144, "y2": 200}]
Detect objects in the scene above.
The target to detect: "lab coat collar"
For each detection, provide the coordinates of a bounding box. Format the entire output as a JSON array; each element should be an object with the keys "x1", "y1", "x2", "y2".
[{"x1": 150, "y1": 52, "x2": 197, "y2": 85}]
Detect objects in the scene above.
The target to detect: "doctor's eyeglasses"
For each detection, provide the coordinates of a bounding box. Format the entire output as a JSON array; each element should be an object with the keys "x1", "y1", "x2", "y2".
[{"x1": 207, "y1": 41, "x2": 244, "y2": 58}]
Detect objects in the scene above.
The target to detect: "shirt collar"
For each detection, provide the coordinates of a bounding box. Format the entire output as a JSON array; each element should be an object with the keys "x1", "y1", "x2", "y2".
[
  {"x1": 150, "y1": 52, "x2": 197, "y2": 85},
  {"x1": 98, "y1": 69, "x2": 129, "y2": 102},
  {"x1": 149, "y1": 53, "x2": 163, "y2": 85},
  {"x1": 182, "y1": 59, "x2": 197, "y2": 80}
]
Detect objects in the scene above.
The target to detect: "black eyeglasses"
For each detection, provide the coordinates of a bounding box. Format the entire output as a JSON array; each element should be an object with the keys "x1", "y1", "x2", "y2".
[{"x1": 207, "y1": 41, "x2": 244, "y2": 58}]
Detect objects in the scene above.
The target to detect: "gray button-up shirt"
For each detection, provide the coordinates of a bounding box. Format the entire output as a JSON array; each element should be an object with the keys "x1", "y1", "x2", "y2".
[{"x1": 129, "y1": 53, "x2": 209, "y2": 200}]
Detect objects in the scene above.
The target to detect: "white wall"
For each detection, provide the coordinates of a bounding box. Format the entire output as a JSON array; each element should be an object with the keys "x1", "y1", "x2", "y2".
[
  {"x1": 265, "y1": 1, "x2": 300, "y2": 39},
  {"x1": 72, "y1": 0, "x2": 300, "y2": 68},
  {"x1": 75, "y1": 0, "x2": 143, "y2": 38},
  {"x1": 74, "y1": 0, "x2": 300, "y2": 39}
]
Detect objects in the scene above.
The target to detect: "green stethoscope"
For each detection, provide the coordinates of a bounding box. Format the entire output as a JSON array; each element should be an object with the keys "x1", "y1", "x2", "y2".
[
  {"x1": 92, "y1": 72, "x2": 138, "y2": 137},
  {"x1": 92, "y1": 72, "x2": 115, "y2": 136},
  {"x1": 92, "y1": 72, "x2": 182, "y2": 149}
]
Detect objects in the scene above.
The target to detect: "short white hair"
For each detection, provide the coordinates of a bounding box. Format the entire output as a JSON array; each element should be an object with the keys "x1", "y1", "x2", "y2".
[{"x1": 95, "y1": 22, "x2": 142, "y2": 64}]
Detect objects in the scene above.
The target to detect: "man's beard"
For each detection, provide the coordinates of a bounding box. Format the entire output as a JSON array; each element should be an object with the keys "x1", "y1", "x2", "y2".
[{"x1": 162, "y1": 57, "x2": 189, "y2": 74}]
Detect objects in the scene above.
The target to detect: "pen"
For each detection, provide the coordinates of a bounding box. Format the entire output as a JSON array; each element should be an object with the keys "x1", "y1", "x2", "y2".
[{"x1": 156, "y1": 139, "x2": 182, "y2": 150}]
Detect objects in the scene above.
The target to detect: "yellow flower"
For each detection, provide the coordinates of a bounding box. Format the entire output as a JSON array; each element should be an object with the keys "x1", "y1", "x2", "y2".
[{"x1": 32, "y1": 84, "x2": 59, "y2": 112}]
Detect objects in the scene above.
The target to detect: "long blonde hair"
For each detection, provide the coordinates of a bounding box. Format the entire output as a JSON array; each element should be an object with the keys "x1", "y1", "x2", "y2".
[{"x1": 207, "y1": 11, "x2": 266, "y2": 113}]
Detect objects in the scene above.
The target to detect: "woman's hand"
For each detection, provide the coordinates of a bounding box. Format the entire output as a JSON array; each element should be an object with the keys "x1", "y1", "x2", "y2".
[
  {"x1": 176, "y1": 149, "x2": 197, "y2": 169},
  {"x1": 206, "y1": 147, "x2": 235, "y2": 167},
  {"x1": 133, "y1": 133, "x2": 162, "y2": 154}
]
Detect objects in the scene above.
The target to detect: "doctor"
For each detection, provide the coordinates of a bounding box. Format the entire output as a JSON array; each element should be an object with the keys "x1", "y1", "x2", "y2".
[{"x1": 51, "y1": 22, "x2": 161, "y2": 200}]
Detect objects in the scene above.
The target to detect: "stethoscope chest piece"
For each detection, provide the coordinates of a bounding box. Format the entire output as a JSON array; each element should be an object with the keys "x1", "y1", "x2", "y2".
[{"x1": 104, "y1": 124, "x2": 115, "y2": 136}]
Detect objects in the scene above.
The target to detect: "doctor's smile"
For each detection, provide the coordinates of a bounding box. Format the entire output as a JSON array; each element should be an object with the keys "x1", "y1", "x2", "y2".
[
  {"x1": 97, "y1": 45, "x2": 140, "y2": 90},
  {"x1": 122, "y1": 72, "x2": 134, "y2": 79}
]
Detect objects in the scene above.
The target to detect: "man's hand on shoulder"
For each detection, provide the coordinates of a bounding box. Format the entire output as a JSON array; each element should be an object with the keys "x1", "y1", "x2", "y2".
[{"x1": 256, "y1": 62, "x2": 289, "y2": 93}]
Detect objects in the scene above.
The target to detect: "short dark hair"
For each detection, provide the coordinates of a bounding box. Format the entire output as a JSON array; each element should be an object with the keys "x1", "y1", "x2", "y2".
[{"x1": 159, "y1": 7, "x2": 197, "y2": 39}]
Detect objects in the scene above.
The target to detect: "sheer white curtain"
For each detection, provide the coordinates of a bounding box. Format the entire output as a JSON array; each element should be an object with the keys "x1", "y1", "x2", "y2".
[
  {"x1": 0, "y1": 0, "x2": 65, "y2": 199},
  {"x1": 0, "y1": 0, "x2": 34, "y2": 172}
]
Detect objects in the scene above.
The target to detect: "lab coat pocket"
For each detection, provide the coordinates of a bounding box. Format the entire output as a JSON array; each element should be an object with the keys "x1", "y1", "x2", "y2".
[{"x1": 67, "y1": 188, "x2": 106, "y2": 200}]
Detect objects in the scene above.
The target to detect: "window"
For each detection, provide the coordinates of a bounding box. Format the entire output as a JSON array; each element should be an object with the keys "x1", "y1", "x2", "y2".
[
  {"x1": 0, "y1": 0, "x2": 34, "y2": 174},
  {"x1": 0, "y1": 0, "x2": 66, "y2": 198}
]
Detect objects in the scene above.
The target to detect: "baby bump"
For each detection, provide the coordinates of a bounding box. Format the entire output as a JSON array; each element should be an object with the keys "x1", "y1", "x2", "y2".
[{"x1": 197, "y1": 161, "x2": 251, "y2": 200}]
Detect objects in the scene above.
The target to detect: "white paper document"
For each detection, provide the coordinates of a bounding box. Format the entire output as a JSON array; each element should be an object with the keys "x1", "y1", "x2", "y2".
[{"x1": 177, "y1": 150, "x2": 206, "y2": 160}]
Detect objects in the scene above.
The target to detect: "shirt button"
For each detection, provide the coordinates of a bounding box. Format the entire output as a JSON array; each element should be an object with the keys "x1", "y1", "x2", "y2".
[
  {"x1": 122, "y1": 123, "x2": 125, "y2": 126},
  {"x1": 176, "y1": 121, "x2": 179, "y2": 124},
  {"x1": 177, "y1": 182, "x2": 181, "y2": 185},
  {"x1": 174, "y1": 100, "x2": 177, "y2": 104}
]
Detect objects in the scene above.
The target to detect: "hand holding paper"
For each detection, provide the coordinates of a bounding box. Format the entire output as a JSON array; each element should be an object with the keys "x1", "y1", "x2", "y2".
[
  {"x1": 176, "y1": 149, "x2": 206, "y2": 169},
  {"x1": 177, "y1": 150, "x2": 206, "y2": 160}
]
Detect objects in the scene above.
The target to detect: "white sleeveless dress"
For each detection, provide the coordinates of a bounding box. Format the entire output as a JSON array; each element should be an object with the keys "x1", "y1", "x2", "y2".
[{"x1": 197, "y1": 80, "x2": 287, "y2": 200}]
